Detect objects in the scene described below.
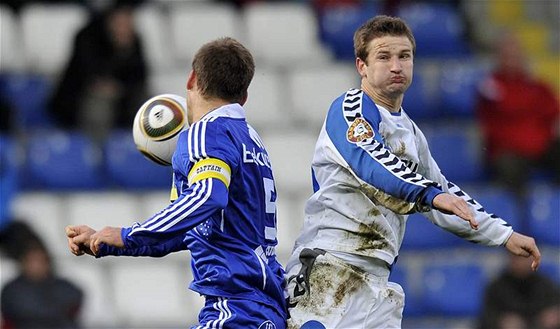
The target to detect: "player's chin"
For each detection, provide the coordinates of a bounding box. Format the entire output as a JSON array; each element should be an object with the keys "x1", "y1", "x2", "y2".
[{"x1": 387, "y1": 84, "x2": 408, "y2": 95}]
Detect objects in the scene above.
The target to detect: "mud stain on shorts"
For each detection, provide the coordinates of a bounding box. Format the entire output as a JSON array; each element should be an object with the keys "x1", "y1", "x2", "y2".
[{"x1": 297, "y1": 261, "x2": 368, "y2": 318}]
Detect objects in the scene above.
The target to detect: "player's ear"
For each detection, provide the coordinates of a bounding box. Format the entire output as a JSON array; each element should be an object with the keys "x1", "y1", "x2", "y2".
[
  {"x1": 186, "y1": 70, "x2": 196, "y2": 91},
  {"x1": 356, "y1": 57, "x2": 367, "y2": 78},
  {"x1": 239, "y1": 91, "x2": 248, "y2": 106}
]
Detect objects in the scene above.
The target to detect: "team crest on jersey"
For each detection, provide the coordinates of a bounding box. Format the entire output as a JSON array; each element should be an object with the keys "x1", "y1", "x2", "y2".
[{"x1": 347, "y1": 118, "x2": 374, "y2": 143}]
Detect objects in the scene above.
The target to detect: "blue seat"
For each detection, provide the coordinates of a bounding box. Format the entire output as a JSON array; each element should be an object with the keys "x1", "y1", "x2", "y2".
[
  {"x1": 398, "y1": 3, "x2": 470, "y2": 58},
  {"x1": 0, "y1": 73, "x2": 53, "y2": 129},
  {"x1": 440, "y1": 62, "x2": 488, "y2": 118},
  {"x1": 528, "y1": 185, "x2": 560, "y2": 246},
  {"x1": 468, "y1": 186, "x2": 521, "y2": 232},
  {"x1": 402, "y1": 213, "x2": 463, "y2": 250},
  {"x1": 25, "y1": 130, "x2": 104, "y2": 189},
  {"x1": 0, "y1": 134, "x2": 19, "y2": 227},
  {"x1": 319, "y1": 3, "x2": 379, "y2": 60},
  {"x1": 103, "y1": 130, "x2": 173, "y2": 189},
  {"x1": 422, "y1": 125, "x2": 484, "y2": 184},
  {"x1": 421, "y1": 263, "x2": 485, "y2": 316}
]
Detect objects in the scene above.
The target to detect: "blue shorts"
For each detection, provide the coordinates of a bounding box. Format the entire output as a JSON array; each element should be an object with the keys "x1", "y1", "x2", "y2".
[{"x1": 192, "y1": 296, "x2": 286, "y2": 329}]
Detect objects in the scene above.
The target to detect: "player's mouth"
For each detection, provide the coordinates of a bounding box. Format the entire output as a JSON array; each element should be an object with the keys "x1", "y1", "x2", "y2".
[{"x1": 390, "y1": 77, "x2": 406, "y2": 84}]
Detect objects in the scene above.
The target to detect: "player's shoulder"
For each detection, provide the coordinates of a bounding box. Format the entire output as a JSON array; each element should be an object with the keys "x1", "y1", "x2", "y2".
[
  {"x1": 330, "y1": 88, "x2": 361, "y2": 108},
  {"x1": 186, "y1": 116, "x2": 231, "y2": 142}
]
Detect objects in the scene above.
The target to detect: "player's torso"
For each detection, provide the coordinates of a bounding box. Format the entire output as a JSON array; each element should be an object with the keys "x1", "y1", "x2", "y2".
[
  {"x1": 175, "y1": 111, "x2": 285, "y2": 309},
  {"x1": 292, "y1": 93, "x2": 423, "y2": 267}
]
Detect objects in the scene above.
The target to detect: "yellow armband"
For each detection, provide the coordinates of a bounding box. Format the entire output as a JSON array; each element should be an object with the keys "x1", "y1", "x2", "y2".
[
  {"x1": 187, "y1": 158, "x2": 231, "y2": 188},
  {"x1": 170, "y1": 172, "x2": 178, "y2": 202}
]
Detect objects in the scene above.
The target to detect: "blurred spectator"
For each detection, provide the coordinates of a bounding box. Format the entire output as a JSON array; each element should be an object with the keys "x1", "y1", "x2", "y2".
[
  {"x1": 48, "y1": 0, "x2": 148, "y2": 145},
  {"x1": 0, "y1": 97, "x2": 14, "y2": 133},
  {"x1": 476, "y1": 31, "x2": 560, "y2": 194},
  {"x1": 213, "y1": 0, "x2": 264, "y2": 10},
  {"x1": 1, "y1": 221, "x2": 84, "y2": 329},
  {"x1": 478, "y1": 254, "x2": 560, "y2": 329},
  {"x1": 311, "y1": 0, "x2": 362, "y2": 13}
]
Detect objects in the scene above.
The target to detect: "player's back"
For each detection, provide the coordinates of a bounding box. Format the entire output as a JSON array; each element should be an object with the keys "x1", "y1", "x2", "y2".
[{"x1": 176, "y1": 104, "x2": 286, "y2": 315}]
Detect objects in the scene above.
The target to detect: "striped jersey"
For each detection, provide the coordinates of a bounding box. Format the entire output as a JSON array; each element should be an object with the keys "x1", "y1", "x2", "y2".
[
  {"x1": 287, "y1": 89, "x2": 513, "y2": 270},
  {"x1": 98, "y1": 104, "x2": 286, "y2": 316}
]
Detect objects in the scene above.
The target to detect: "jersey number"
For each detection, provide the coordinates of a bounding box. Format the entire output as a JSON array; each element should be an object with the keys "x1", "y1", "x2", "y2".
[{"x1": 263, "y1": 178, "x2": 277, "y2": 242}]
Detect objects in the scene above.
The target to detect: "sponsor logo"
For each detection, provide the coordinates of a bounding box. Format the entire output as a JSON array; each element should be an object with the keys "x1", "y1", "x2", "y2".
[
  {"x1": 347, "y1": 118, "x2": 374, "y2": 143},
  {"x1": 258, "y1": 320, "x2": 276, "y2": 329},
  {"x1": 243, "y1": 143, "x2": 272, "y2": 168}
]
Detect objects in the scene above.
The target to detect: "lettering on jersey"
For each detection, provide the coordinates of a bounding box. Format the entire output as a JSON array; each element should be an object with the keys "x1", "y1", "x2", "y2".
[
  {"x1": 347, "y1": 117, "x2": 374, "y2": 143},
  {"x1": 243, "y1": 143, "x2": 272, "y2": 169},
  {"x1": 188, "y1": 158, "x2": 231, "y2": 187}
]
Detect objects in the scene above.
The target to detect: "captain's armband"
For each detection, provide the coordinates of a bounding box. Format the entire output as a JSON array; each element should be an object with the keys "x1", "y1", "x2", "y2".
[{"x1": 187, "y1": 158, "x2": 231, "y2": 188}]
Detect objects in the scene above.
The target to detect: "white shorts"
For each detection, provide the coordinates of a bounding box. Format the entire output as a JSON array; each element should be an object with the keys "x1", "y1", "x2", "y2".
[{"x1": 286, "y1": 249, "x2": 404, "y2": 329}]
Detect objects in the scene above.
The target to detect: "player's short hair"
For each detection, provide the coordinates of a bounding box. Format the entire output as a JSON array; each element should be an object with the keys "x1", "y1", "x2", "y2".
[
  {"x1": 354, "y1": 15, "x2": 416, "y2": 62},
  {"x1": 192, "y1": 37, "x2": 255, "y2": 104}
]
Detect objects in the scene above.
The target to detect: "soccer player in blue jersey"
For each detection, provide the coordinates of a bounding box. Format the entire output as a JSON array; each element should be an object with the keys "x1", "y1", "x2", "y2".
[
  {"x1": 65, "y1": 37, "x2": 287, "y2": 328},
  {"x1": 284, "y1": 16, "x2": 542, "y2": 328}
]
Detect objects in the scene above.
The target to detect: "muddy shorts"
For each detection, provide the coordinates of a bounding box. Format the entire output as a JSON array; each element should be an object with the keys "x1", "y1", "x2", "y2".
[{"x1": 285, "y1": 248, "x2": 404, "y2": 329}]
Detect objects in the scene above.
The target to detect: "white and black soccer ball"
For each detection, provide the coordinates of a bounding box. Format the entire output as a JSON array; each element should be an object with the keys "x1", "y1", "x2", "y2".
[{"x1": 132, "y1": 93, "x2": 188, "y2": 166}]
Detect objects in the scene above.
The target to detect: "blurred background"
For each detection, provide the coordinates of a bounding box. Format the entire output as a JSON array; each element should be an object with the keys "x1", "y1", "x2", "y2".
[{"x1": 0, "y1": 0, "x2": 558, "y2": 328}]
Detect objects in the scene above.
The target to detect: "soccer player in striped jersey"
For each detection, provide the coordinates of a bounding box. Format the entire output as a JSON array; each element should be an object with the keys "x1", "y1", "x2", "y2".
[
  {"x1": 284, "y1": 16, "x2": 542, "y2": 329},
  {"x1": 65, "y1": 37, "x2": 287, "y2": 328}
]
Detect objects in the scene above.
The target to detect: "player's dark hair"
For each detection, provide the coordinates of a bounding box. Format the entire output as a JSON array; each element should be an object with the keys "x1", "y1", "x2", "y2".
[
  {"x1": 192, "y1": 37, "x2": 255, "y2": 104},
  {"x1": 354, "y1": 15, "x2": 416, "y2": 62}
]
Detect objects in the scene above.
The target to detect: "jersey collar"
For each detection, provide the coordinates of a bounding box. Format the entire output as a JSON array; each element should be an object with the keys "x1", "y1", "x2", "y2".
[{"x1": 204, "y1": 103, "x2": 246, "y2": 120}]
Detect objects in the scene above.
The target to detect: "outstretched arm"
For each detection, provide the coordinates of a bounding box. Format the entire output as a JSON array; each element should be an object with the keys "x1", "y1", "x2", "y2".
[{"x1": 65, "y1": 224, "x2": 189, "y2": 258}]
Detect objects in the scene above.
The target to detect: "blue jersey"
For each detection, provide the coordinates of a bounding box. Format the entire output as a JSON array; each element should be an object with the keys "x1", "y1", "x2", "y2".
[{"x1": 98, "y1": 104, "x2": 286, "y2": 317}]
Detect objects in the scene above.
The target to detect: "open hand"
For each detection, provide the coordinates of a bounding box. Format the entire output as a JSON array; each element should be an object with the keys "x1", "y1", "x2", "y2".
[{"x1": 433, "y1": 193, "x2": 479, "y2": 230}]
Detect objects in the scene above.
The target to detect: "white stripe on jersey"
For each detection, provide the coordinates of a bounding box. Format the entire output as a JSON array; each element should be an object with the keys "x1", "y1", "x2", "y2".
[
  {"x1": 253, "y1": 246, "x2": 268, "y2": 290},
  {"x1": 129, "y1": 180, "x2": 211, "y2": 234},
  {"x1": 200, "y1": 118, "x2": 208, "y2": 158},
  {"x1": 135, "y1": 182, "x2": 203, "y2": 230},
  {"x1": 210, "y1": 299, "x2": 224, "y2": 329},
  {"x1": 189, "y1": 116, "x2": 220, "y2": 163},
  {"x1": 191, "y1": 120, "x2": 201, "y2": 160},
  {"x1": 216, "y1": 299, "x2": 231, "y2": 329},
  {"x1": 188, "y1": 122, "x2": 194, "y2": 162},
  {"x1": 156, "y1": 180, "x2": 213, "y2": 232},
  {"x1": 196, "y1": 298, "x2": 232, "y2": 329}
]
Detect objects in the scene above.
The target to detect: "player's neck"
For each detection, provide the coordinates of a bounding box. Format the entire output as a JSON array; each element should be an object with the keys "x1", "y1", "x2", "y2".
[
  {"x1": 362, "y1": 86, "x2": 403, "y2": 113},
  {"x1": 190, "y1": 98, "x2": 230, "y2": 123}
]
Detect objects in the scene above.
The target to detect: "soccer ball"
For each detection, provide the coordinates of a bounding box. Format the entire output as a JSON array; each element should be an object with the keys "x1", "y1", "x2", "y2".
[{"x1": 132, "y1": 93, "x2": 188, "y2": 166}]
